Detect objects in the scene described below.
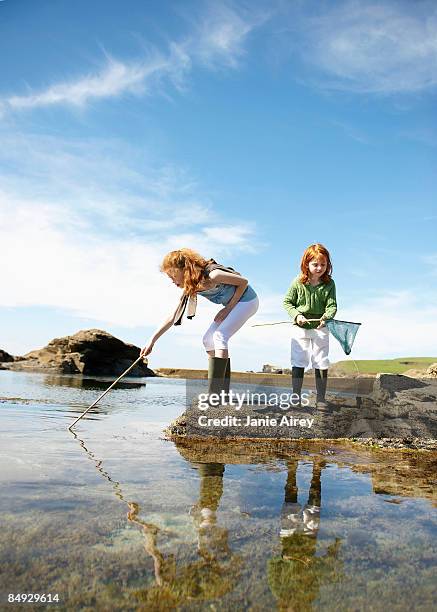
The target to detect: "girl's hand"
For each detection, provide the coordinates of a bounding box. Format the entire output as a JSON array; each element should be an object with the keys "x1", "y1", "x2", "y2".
[
  {"x1": 140, "y1": 343, "x2": 154, "y2": 358},
  {"x1": 296, "y1": 314, "x2": 308, "y2": 327},
  {"x1": 214, "y1": 307, "x2": 230, "y2": 324},
  {"x1": 317, "y1": 316, "x2": 327, "y2": 329}
]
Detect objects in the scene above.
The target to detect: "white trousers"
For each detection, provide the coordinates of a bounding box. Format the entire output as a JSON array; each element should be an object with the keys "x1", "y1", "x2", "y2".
[
  {"x1": 203, "y1": 297, "x2": 259, "y2": 351},
  {"x1": 290, "y1": 325, "x2": 330, "y2": 370}
]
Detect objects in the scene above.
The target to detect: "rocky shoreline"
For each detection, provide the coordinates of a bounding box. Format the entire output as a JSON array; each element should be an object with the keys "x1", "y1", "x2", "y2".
[
  {"x1": 166, "y1": 374, "x2": 437, "y2": 450},
  {"x1": 2, "y1": 332, "x2": 436, "y2": 450}
]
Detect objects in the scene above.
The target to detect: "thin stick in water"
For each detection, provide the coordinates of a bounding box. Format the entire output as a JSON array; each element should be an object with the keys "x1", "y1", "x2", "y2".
[{"x1": 68, "y1": 356, "x2": 145, "y2": 430}]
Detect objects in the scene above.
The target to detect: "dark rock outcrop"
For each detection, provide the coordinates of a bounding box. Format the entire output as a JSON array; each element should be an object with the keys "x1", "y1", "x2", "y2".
[
  {"x1": 4, "y1": 329, "x2": 155, "y2": 377},
  {"x1": 371, "y1": 373, "x2": 428, "y2": 402},
  {"x1": 0, "y1": 349, "x2": 15, "y2": 363}
]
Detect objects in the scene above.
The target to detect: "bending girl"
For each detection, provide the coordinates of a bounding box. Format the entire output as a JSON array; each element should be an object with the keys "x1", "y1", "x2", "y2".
[
  {"x1": 283, "y1": 244, "x2": 337, "y2": 409},
  {"x1": 141, "y1": 248, "x2": 259, "y2": 398}
]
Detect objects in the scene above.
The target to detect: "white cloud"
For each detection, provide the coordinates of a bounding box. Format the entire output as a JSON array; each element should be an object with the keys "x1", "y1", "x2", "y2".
[
  {"x1": 0, "y1": 2, "x2": 268, "y2": 115},
  {"x1": 202, "y1": 225, "x2": 257, "y2": 248},
  {"x1": 289, "y1": 0, "x2": 437, "y2": 94},
  {"x1": 5, "y1": 56, "x2": 172, "y2": 111},
  {"x1": 187, "y1": 1, "x2": 268, "y2": 68},
  {"x1": 335, "y1": 290, "x2": 437, "y2": 361},
  {"x1": 0, "y1": 132, "x2": 216, "y2": 236}
]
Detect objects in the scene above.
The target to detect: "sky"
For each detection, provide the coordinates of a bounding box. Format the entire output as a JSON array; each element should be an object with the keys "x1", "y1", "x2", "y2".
[{"x1": 0, "y1": 0, "x2": 436, "y2": 371}]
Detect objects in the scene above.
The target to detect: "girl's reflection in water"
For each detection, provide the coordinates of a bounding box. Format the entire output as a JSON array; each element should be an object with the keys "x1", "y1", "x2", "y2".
[
  {"x1": 268, "y1": 458, "x2": 343, "y2": 610},
  {"x1": 189, "y1": 463, "x2": 230, "y2": 561}
]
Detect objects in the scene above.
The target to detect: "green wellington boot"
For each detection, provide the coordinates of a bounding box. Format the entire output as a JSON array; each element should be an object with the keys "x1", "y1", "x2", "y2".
[
  {"x1": 315, "y1": 369, "x2": 328, "y2": 410},
  {"x1": 223, "y1": 358, "x2": 231, "y2": 404},
  {"x1": 291, "y1": 366, "x2": 305, "y2": 407},
  {"x1": 207, "y1": 356, "x2": 229, "y2": 404}
]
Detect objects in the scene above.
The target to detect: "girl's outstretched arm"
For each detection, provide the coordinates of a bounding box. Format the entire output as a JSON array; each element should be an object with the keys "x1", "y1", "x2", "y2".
[{"x1": 140, "y1": 303, "x2": 180, "y2": 357}]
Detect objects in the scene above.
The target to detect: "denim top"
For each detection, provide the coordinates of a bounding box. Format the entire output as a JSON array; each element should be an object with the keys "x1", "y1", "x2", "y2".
[{"x1": 198, "y1": 283, "x2": 257, "y2": 305}]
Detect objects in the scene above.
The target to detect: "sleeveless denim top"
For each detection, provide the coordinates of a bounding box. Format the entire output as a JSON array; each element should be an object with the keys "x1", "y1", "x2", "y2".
[{"x1": 198, "y1": 282, "x2": 257, "y2": 306}]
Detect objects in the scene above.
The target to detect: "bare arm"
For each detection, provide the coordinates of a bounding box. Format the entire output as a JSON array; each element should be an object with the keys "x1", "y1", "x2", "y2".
[
  {"x1": 207, "y1": 270, "x2": 250, "y2": 324},
  {"x1": 209, "y1": 269, "x2": 249, "y2": 311},
  {"x1": 140, "y1": 303, "x2": 179, "y2": 357}
]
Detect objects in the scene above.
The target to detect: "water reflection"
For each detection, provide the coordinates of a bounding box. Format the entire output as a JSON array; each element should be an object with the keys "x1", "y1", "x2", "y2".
[
  {"x1": 71, "y1": 429, "x2": 346, "y2": 610},
  {"x1": 189, "y1": 463, "x2": 230, "y2": 562},
  {"x1": 3, "y1": 373, "x2": 436, "y2": 610},
  {"x1": 71, "y1": 431, "x2": 125, "y2": 501},
  {"x1": 268, "y1": 458, "x2": 343, "y2": 610},
  {"x1": 43, "y1": 374, "x2": 147, "y2": 390},
  {"x1": 131, "y1": 463, "x2": 240, "y2": 607},
  {"x1": 70, "y1": 432, "x2": 240, "y2": 608}
]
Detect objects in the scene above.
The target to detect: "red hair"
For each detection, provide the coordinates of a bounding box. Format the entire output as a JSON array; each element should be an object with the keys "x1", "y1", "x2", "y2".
[
  {"x1": 160, "y1": 248, "x2": 209, "y2": 296},
  {"x1": 299, "y1": 243, "x2": 332, "y2": 284}
]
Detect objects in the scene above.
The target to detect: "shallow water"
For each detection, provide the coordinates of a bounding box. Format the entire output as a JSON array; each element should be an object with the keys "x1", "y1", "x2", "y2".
[{"x1": 1, "y1": 370, "x2": 436, "y2": 611}]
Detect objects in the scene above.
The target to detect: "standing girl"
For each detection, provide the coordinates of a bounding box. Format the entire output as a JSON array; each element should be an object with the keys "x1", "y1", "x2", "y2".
[
  {"x1": 141, "y1": 248, "x2": 259, "y2": 398},
  {"x1": 283, "y1": 244, "x2": 337, "y2": 408}
]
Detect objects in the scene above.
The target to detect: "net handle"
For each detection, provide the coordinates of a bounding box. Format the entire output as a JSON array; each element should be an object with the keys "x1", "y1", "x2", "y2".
[{"x1": 252, "y1": 319, "x2": 321, "y2": 327}]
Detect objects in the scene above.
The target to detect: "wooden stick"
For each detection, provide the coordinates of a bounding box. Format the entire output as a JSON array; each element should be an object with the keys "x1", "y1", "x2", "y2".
[
  {"x1": 252, "y1": 319, "x2": 321, "y2": 327},
  {"x1": 68, "y1": 356, "x2": 145, "y2": 430}
]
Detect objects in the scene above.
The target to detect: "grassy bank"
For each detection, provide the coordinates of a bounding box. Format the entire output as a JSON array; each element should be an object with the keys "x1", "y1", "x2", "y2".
[
  {"x1": 333, "y1": 357, "x2": 437, "y2": 375},
  {"x1": 156, "y1": 356, "x2": 436, "y2": 381}
]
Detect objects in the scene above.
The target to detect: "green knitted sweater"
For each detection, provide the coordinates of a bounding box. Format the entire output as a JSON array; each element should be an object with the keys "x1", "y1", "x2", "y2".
[{"x1": 283, "y1": 277, "x2": 337, "y2": 329}]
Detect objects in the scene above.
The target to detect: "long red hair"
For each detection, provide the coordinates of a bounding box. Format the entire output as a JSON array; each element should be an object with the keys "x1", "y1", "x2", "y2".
[
  {"x1": 160, "y1": 248, "x2": 209, "y2": 296},
  {"x1": 299, "y1": 243, "x2": 332, "y2": 284}
]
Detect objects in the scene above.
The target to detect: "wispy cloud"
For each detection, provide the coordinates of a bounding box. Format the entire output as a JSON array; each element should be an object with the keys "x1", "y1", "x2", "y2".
[
  {"x1": 0, "y1": 2, "x2": 268, "y2": 115},
  {"x1": 0, "y1": 132, "x2": 214, "y2": 236},
  {"x1": 287, "y1": 0, "x2": 437, "y2": 94},
  {"x1": 185, "y1": 1, "x2": 268, "y2": 68},
  {"x1": 4, "y1": 56, "x2": 173, "y2": 111}
]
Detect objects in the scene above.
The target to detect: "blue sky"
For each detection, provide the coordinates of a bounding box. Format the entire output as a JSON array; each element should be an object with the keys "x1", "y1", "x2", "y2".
[{"x1": 1, "y1": 0, "x2": 436, "y2": 370}]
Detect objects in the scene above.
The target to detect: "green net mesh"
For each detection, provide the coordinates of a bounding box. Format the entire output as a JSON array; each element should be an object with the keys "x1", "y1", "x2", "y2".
[{"x1": 326, "y1": 319, "x2": 361, "y2": 355}]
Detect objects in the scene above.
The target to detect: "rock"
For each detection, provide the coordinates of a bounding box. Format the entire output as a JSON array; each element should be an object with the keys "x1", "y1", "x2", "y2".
[
  {"x1": 6, "y1": 329, "x2": 155, "y2": 377},
  {"x1": 425, "y1": 362, "x2": 437, "y2": 378},
  {"x1": 261, "y1": 364, "x2": 291, "y2": 375},
  {"x1": 371, "y1": 373, "x2": 428, "y2": 403},
  {"x1": 402, "y1": 368, "x2": 428, "y2": 378},
  {"x1": 403, "y1": 363, "x2": 437, "y2": 379},
  {"x1": 0, "y1": 349, "x2": 15, "y2": 362}
]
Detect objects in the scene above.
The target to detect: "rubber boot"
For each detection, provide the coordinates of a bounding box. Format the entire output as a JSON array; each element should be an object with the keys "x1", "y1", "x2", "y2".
[
  {"x1": 315, "y1": 369, "x2": 328, "y2": 409},
  {"x1": 207, "y1": 357, "x2": 228, "y2": 404},
  {"x1": 291, "y1": 366, "x2": 305, "y2": 407},
  {"x1": 223, "y1": 358, "x2": 231, "y2": 404}
]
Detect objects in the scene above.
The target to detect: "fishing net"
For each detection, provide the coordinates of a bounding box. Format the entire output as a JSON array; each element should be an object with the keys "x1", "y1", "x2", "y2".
[{"x1": 326, "y1": 319, "x2": 361, "y2": 355}]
